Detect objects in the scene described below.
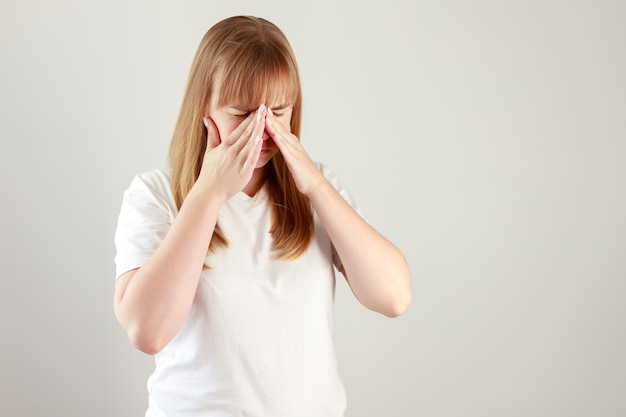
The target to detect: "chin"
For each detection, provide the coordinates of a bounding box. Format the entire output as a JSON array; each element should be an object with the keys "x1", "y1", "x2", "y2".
[{"x1": 255, "y1": 151, "x2": 277, "y2": 168}]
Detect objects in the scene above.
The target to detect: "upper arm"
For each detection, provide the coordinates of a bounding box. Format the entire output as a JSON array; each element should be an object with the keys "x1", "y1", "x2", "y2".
[
  {"x1": 113, "y1": 268, "x2": 138, "y2": 319},
  {"x1": 114, "y1": 171, "x2": 173, "y2": 287}
]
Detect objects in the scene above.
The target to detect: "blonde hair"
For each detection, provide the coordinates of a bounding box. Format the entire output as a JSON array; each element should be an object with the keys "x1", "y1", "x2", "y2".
[{"x1": 168, "y1": 16, "x2": 313, "y2": 259}]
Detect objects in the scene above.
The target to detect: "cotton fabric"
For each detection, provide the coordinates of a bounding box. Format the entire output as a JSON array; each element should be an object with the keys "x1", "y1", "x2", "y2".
[{"x1": 114, "y1": 163, "x2": 360, "y2": 417}]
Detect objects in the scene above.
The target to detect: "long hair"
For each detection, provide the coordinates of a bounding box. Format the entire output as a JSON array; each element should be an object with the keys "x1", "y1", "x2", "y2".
[{"x1": 168, "y1": 16, "x2": 313, "y2": 260}]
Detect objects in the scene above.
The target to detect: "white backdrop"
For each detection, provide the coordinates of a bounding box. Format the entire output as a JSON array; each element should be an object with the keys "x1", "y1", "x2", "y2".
[{"x1": 1, "y1": 1, "x2": 625, "y2": 416}]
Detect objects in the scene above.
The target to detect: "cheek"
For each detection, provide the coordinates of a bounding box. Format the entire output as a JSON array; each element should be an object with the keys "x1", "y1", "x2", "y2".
[{"x1": 213, "y1": 118, "x2": 241, "y2": 139}]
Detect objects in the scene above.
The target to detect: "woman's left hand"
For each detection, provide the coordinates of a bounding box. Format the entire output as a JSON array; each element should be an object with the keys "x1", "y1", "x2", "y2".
[{"x1": 265, "y1": 108, "x2": 326, "y2": 196}]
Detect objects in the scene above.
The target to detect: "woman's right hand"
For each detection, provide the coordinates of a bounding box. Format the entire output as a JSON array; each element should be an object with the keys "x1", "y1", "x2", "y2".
[
  {"x1": 114, "y1": 107, "x2": 269, "y2": 354},
  {"x1": 192, "y1": 104, "x2": 266, "y2": 203}
]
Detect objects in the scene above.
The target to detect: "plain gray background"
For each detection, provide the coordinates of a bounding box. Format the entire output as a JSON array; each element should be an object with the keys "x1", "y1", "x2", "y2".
[{"x1": 1, "y1": 0, "x2": 625, "y2": 416}]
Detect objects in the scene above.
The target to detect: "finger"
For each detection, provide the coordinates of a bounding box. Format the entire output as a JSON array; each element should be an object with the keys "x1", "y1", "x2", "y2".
[
  {"x1": 222, "y1": 103, "x2": 263, "y2": 147},
  {"x1": 221, "y1": 111, "x2": 255, "y2": 147},
  {"x1": 203, "y1": 117, "x2": 221, "y2": 149},
  {"x1": 231, "y1": 104, "x2": 266, "y2": 154},
  {"x1": 266, "y1": 108, "x2": 297, "y2": 144},
  {"x1": 241, "y1": 133, "x2": 263, "y2": 172},
  {"x1": 236, "y1": 119, "x2": 264, "y2": 164},
  {"x1": 266, "y1": 109, "x2": 297, "y2": 157},
  {"x1": 265, "y1": 110, "x2": 281, "y2": 143}
]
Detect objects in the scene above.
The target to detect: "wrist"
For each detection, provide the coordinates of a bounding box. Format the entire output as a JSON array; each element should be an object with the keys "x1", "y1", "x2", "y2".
[
  {"x1": 303, "y1": 176, "x2": 333, "y2": 199},
  {"x1": 184, "y1": 185, "x2": 226, "y2": 212}
]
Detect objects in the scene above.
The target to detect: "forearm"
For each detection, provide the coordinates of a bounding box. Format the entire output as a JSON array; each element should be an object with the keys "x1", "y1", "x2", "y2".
[
  {"x1": 114, "y1": 190, "x2": 222, "y2": 353},
  {"x1": 307, "y1": 180, "x2": 412, "y2": 317}
]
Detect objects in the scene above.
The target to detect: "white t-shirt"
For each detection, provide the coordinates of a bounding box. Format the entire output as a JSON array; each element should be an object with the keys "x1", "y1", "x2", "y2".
[{"x1": 114, "y1": 162, "x2": 360, "y2": 417}]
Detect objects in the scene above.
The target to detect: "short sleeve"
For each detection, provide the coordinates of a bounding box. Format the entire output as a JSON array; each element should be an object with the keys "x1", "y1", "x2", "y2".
[
  {"x1": 113, "y1": 170, "x2": 177, "y2": 280},
  {"x1": 315, "y1": 162, "x2": 364, "y2": 271}
]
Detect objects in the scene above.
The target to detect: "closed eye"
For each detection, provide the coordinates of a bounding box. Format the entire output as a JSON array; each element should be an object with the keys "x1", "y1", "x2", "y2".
[
  {"x1": 232, "y1": 111, "x2": 284, "y2": 118},
  {"x1": 226, "y1": 106, "x2": 253, "y2": 118},
  {"x1": 270, "y1": 104, "x2": 291, "y2": 118},
  {"x1": 229, "y1": 110, "x2": 251, "y2": 118}
]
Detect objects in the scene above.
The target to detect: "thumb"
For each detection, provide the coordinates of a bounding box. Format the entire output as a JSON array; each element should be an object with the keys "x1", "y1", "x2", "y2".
[{"x1": 203, "y1": 117, "x2": 221, "y2": 148}]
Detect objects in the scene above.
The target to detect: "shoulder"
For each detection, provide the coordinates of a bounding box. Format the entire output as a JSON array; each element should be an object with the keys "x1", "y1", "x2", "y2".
[
  {"x1": 314, "y1": 161, "x2": 360, "y2": 209},
  {"x1": 126, "y1": 169, "x2": 171, "y2": 195},
  {"x1": 314, "y1": 161, "x2": 341, "y2": 183},
  {"x1": 128, "y1": 168, "x2": 170, "y2": 189},
  {"x1": 123, "y1": 168, "x2": 176, "y2": 210},
  {"x1": 314, "y1": 161, "x2": 348, "y2": 191}
]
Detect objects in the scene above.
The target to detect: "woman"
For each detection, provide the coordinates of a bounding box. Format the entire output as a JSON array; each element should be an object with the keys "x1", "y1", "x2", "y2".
[{"x1": 114, "y1": 15, "x2": 411, "y2": 417}]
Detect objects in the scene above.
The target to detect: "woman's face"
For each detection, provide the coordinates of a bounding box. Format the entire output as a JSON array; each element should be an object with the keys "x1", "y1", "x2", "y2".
[{"x1": 205, "y1": 92, "x2": 293, "y2": 169}]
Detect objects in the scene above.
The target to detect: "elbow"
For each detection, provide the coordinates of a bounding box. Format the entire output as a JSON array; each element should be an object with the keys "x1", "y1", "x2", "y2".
[
  {"x1": 115, "y1": 303, "x2": 170, "y2": 355},
  {"x1": 382, "y1": 267, "x2": 413, "y2": 318},
  {"x1": 116, "y1": 309, "x2": 169, "y2": 355},
  {"x1": 353, "y1": 266, "x2": 413, "y2": 318},
  {"x1": 380, "y1": 275, "x2": 412, "y2": 318},
  {"x1": 133, "y1": 340, "x2": 165, "y2": 356},
  {"x1": 127, "y1": 326, "x2": 169, "y2": 355},
  {"x1": 381, "y1": 292, "x2": 412, "y2": 318}
]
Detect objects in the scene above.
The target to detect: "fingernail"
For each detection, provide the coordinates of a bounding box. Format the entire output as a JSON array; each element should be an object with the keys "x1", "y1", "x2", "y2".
[
  {"x1": 257, "y1": 104, "x2": 266, "y2": 122},
  {"x1": 268, "y1": 108, "x2": 274, "y2": 117},
  {"x1": 203, "y1": 117, "x2": 209, "y2": 128},
  {"x1": 255, "y1": 135, "x2": 261, "y2": 145}
]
